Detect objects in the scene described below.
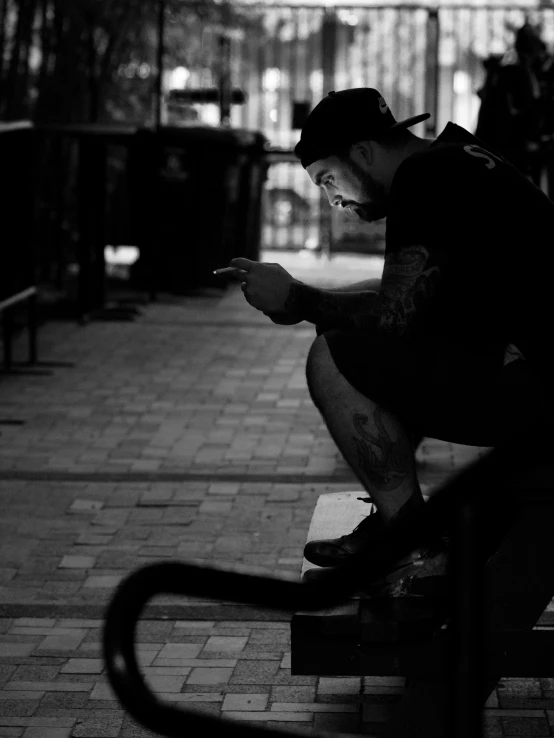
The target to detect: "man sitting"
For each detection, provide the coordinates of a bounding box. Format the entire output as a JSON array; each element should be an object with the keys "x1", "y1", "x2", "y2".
[{"x1": 228, "y1": 88, "x2": 554, "y2": 594}]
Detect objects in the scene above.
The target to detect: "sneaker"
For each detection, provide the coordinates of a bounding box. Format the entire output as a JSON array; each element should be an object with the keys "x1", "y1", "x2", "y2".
[{"x1": 303, "y1": 500, "x2": 386, "y2": 568}]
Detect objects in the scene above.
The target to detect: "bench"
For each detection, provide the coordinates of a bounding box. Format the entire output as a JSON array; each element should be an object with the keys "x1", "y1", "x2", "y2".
[
  {"x1": 1, "y1": 286, "x2": 38, "y2": 372},
  {"x1": 0, "y1": 122, "x2": 45, "y2": 377},
  {"x1": 292, "y1": 472, "x2": 554, "y2": 736},
  {"x1": 0, "y1": 121, "x2": 76, "y2": 380}
]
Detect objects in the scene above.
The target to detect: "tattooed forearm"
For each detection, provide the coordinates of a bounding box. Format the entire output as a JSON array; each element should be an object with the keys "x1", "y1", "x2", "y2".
[
  {"x1": 377, "y1": 245, "x2": 441, "y2": 335},
  {"x1": 285, "y1": 282, "x2": 379, "y2": 330},
  {"x1": 351, "y1": 409, "x2": 411, "y2": 491}
]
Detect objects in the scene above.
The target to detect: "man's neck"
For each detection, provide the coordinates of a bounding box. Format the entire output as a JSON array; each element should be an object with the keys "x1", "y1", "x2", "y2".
[
  {"x1": 385, "y1": 137, "x2": 434, "y2": 193},
  {"x1": 403, "y1": 136, "x2": 435, "y2": 158}
]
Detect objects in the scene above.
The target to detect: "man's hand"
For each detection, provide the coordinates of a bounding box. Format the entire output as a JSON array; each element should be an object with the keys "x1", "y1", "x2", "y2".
[
  {"x1": 229, "y1": 257, "x2": 296, "y2": 314},
  {"x1": 264, "y1": 311, "x2": 303, "y2": 325}
]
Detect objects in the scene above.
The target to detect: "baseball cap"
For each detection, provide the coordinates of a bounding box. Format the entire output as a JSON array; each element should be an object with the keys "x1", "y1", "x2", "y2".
[{"x1": 294, "y1": 88, "x2": 431, "y2": 169}]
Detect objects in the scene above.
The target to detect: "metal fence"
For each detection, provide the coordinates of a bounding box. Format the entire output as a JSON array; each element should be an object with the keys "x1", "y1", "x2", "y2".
[{"x1": 172, "y1": 3, "x2": 554, "y2": 255}]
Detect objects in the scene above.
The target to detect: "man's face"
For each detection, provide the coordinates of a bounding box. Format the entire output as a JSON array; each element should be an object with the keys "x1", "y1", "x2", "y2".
[{"x1": 306, "y1": 147, "x2": 388, "y2": 223}]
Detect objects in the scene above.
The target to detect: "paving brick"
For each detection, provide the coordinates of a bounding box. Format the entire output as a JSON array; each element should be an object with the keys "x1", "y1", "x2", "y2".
[
  {"x1": 0, "y1": 701, "x2": 39, "y2": 717},
  {"x1": 0, "y1": 720, "x2": 75, "y2": 728},
  {"x1": 143, "y1": 675, "x2": 187, "y2": 693},
  {"x1": 500, "y1": 716, "x2": 551, "y2": 735},
  {"x1": 60, "y1": 661, "x2": 103, "y2": 675},
  {"x1": 270, "y1": 687, "x2": 316, "y2": 703},
  {"x1": 363, "y1": 677, "x2": 405, "y2": 688},
  {"x1": 0, "y1": 646, "x2": 34, "y2": 658},
  {"x1": 313, "y1": 712, "x2": 360, "y2": 732},
  {"x1": 484, "y1": 692, "x2": 499, "y2": 708},
  {"x1": 5, "y1": 683, "x2": 90, "y2": 693},
  {"x1": 187, "y1": 668, "x2": 234, "y2": 685},
  {"x1": 236, "y1": 651, "x2": 282, "y2": 661},
  {"x1": 207, "y1": 484, "x2": 239, "y2": 497},
  {"x1": 143, "y1": 667, "x2": 193, "y2": 678},
  {"x1": 89, "y1": 684, "x2": 116, "y2": 702},
  {"x1": 149, "y1": 659, "x2": 235, "y2": 669},
  {"x1": 40, "y1": 693, "x2": 88, "y2": 710},
  {"x1": 58, "y1": 558, "x2": 95, "y2": 570},
  {"x1": 223, "y1": 711, "x2": 311, "y2": 722},
  {"x1": 0, "y1": 693, "x2": 45, "y2": 701},
  {"x1": 23, "y1": 730, "x2": 71, "y2": 738},
  {"x1": 83, "y1": 576, "x2": 121, "y2": 589},
  {"x1": 0, "y1": 667, "x2": 16, "y2": 689},
  {"x1": 202, "y1": 637, "x2": 248, "y2": 654},
  {"x1": 71, "y1": 714, "x2": 123, "y2": 738},
  {"x1": 11, "y1": 667, "x2": 60, "y2": 682},
  {"x1": 69, "y1": 501, "x2": 104, "y2": 513},
  {"x1": 222, "y1": 694, "x2": 268, "y2": 711},
  {"x1": 280, "y1": 653, "x2": 291, "y2": 669},
  {"x1": 272, "y1": 702, "x2": 357, "y2": 712},
  {"x1": 162, "y1": 693, "x2": 223, "y2": 703},
  {"x1": 174, "y1": 622, "x2": 215, "y2": 630},
  {"x1": 229, "y1": 661, "x2": 279, "y2": 685},
  {"x1": 198, "y1": 501, "x2": 233, "y2": 515},
  {"x1": 247, "y1": 630, "x2": 290, "y2": 650},
  {"x1": 318, "y1": 677, "x2": 361, "y2": 695},
  {"x1": 270, "y1": 674, "x2": 317, "y2": 686},
  {"x1": 38, "y1": 633, "x2": 86, "y2": 652},
  {"x1": 155, "y1": 644, "x2": 201, "y2": 660}
]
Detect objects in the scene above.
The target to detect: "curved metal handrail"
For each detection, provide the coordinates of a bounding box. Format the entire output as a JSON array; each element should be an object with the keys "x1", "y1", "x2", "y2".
[
  {"x1": 103, "y1": 560, "x2": 380, "y2": 738},
  {"x1": 103, "y1": 432, "x2": 544, "y2": 738}
]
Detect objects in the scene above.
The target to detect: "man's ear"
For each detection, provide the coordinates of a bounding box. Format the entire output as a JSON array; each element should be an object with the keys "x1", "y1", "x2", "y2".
[{"x1": 350, "y1": 140, "x2": 373, "y2": 167}]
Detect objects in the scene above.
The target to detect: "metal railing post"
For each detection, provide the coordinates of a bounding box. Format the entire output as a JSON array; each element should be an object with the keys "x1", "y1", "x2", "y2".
[
  {"x1": 319, "y1": 8, "x2": 337, "y2": 258},
  {"x1": 450, "y1": 497, "x2": 484, "y2": 738},
  {"x1": 155, "y1": 0, "x2": 166, "y2": 130},
  {"x1": 425, "y1": 7, "x2": 440, "y2": 138}
]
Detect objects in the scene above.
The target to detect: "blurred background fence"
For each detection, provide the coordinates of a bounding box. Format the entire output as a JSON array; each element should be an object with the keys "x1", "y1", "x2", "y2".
[{"x1": 2, "y1": 0, "x2": 554, "y2": 316}]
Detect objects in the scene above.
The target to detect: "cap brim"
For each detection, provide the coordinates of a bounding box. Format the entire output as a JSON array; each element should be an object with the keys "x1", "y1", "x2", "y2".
[{"x1": 391, "y1": 113, "x2": 431, "y2": 129}]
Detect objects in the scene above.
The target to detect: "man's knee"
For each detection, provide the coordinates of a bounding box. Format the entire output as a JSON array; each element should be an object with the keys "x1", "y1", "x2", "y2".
[{"x1": 305, "y1": 334, "x2": 335, "y2": 407}]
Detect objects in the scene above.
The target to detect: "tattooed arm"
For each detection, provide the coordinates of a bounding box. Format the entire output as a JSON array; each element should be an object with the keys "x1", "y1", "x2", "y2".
[
  {"x1": 284, "y1": 282, "x2": 381, "y2": 330},
  {"x1": 328, "y1": 278, "x2": 381, "y2": 293},
  {"x1": 284, "y1": 243, "x2": 441, "y2": 334},
  {"x1": 377, "y1": 244, "x2": 442, "y2": 335},
  {"x1": 267, "y1": 278, "x2": 381, "y2": 328}
]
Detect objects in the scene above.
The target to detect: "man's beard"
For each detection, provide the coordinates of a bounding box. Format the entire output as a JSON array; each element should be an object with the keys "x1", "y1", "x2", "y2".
[
  {"x1": 343, "y1": 197, "x2": 386, "y2": 223},
  {"x1": 344, "y1": 160, "x2": 387, "y2": 223}
]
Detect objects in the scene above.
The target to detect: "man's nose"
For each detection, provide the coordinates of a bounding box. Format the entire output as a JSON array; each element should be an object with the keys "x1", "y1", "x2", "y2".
[{"x1": 329, "y1": 193, "x2": 342, "y2": 208}]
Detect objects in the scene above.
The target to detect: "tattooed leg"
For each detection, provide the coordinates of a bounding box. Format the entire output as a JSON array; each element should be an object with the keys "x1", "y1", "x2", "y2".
[{"x1": 306, "y1": 335, "x2": 424, "y2": 525}]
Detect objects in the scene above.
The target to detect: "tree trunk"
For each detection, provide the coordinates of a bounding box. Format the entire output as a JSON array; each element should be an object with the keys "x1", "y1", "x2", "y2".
[
  {"x1": 5, "y1": 0, "x2": 37, "y2": 118},
  {"x1": 4, "y1": 0, "x2": 23, "y2": 118},
  {"x1": 35, "y1": 0, "x2": 52, "y2": 122},
  {"x1": 0, "y1": 0, "x2": 8, "y2": 92},
  {"x1": 17, "y1": 0, "x2": 37, "y2": 117},
  {"x1": 88, "y1": 17, "x2": 98, "y2": 122}
]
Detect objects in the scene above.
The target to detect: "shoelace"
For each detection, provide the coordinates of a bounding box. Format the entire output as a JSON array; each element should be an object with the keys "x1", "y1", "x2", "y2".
[{"x1": 346, "y1": 499, "x2": 380, "y2": 536}]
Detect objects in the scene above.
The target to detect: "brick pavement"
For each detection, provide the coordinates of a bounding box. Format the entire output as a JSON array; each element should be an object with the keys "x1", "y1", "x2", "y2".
[{"x1": 0, "y1": 251, "x2": 549, "y2": 736}]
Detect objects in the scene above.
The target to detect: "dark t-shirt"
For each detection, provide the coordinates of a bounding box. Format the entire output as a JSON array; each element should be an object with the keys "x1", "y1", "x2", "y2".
[{"x1": 385, "y1": 122, "x2": 554, "y2": 376}]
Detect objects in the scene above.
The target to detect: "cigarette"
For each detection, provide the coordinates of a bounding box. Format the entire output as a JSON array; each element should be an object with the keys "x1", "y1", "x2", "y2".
[{"x1": 213, "y1": 267, "x2": 238, "y2": 275}]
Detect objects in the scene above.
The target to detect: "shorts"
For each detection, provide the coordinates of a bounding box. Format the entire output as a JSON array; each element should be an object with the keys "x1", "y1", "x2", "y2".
[{"x1": 321, "y1": 326, "x2": 552, "y2": 447}]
